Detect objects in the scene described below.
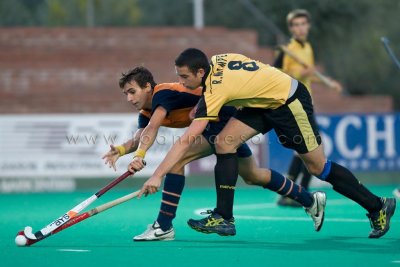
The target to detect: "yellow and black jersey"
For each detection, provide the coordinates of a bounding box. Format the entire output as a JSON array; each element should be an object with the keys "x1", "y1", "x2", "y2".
[
  {"x1": 274, "y1": 38, "x2": 314, "y2": 90},
  {"x1": 138, "y1": 83, "x2": 202, "y2": 128},
  {"x1": 195, "y1": 53, "x2": 294, "y2": 121}
]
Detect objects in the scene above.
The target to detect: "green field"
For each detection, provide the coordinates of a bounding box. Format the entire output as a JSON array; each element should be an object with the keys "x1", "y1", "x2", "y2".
[{"x1": 1, "y1": 185, "x2": 399, "y2": 267}]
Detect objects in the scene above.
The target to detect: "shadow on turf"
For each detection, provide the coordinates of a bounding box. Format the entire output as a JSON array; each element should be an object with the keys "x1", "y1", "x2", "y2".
[
  {"x1": 173, "y1": 236, "x2": 399, "y2": 254},
  {"x1": 33, "y1": 236, "x2": 399, "y2": 254}
]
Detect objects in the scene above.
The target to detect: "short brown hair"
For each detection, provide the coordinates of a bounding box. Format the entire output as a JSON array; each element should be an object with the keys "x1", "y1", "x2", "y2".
[
  {"x1": 286, "y1": 9, "x2": 311, "y2": 26},
  {"x1": 119, "y1": 66, "x2": 156, "y2": 89}
]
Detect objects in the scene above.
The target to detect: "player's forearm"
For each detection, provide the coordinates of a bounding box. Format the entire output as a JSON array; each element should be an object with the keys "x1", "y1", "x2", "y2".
[
  {"x1": 152, "y1": 119, "x2": 208, "y2": 178},
  {"x1": 152, "y1": 135, "x2": 192, "y2": 178},
  {"x1": 115, "y1": 129, "x2": 142, "y2": 156},
  {"x1": 122, "y1": 139, "x2": 139, "y2": 154},
  {"x1": 137, "y1": 124, "x2": 159, "y2": 155},
  {"x1": 127, "y1": 128, "x2": 143, "y2": 153}
]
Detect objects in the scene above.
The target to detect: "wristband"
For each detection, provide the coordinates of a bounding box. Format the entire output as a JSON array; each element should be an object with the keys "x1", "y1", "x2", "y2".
[
  {"x1": 134, "y1": 148, "x2": 146, "y2": 159},
  {"x1": 115, "y1": 145, "x2": 126, "y2": 156}
]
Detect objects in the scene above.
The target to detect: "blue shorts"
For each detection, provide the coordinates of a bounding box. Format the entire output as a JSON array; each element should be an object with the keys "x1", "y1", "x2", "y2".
[{"x1": 202, "y1": 121, "x2": 253, "y2": 158}]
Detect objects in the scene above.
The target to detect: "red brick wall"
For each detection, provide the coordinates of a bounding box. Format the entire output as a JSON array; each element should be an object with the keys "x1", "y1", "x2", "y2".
[{"x1": 0, "y1": 27, "x2": 392, "y2": 114}]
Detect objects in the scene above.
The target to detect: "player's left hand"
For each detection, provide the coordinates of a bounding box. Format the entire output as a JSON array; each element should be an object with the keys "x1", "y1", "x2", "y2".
[{"x1": 138, "y1": 175, "x2": 162, "y2": 198}]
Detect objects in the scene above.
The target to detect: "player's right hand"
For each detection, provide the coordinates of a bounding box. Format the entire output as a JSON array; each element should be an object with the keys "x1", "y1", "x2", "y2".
[
  {"x1": 102, "y1": 145, "x2": 120, "y2": 171},
  {"x1": 128, "y1": 156, "x2": 146, "y2": 173},
  {"x1": 301, "y1": 66, "x2": 316, "y2": 77},
  {"x1": 330, "y1": 79, "x2": 343, "y2": 93},
  {"x1": 138, "y1": 175, "x2": 162, "y2": 198}
]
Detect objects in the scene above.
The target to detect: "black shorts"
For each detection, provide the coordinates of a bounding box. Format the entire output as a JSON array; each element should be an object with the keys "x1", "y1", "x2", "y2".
[{"x1": 234, "y1": 82, "x2": 321, "y2": 154}]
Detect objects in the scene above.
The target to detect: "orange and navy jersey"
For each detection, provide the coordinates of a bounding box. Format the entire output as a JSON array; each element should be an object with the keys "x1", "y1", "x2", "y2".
[
  {"x1": 274, "y1": 38, "x2": 314, "y2": 90},
  {"x1": 138, "y1": 83, "x2": 202, "y2": 128},
  {"x1": 195, "y1": 53, "x2": 294, "y2": 121}
]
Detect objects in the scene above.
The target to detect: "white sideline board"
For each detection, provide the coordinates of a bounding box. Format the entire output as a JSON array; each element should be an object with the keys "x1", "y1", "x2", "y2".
[{"x1": 0, "y1": 114, "x2": 185, "y2": 178}]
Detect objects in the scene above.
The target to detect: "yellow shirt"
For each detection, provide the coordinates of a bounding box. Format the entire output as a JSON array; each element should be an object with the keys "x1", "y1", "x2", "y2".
[
  {"x1": 195, "y1": 53, "x2": 293, "y2": 120},
  {"x1": 281, "y1": 38, "x2": 314, "y2": 90}
]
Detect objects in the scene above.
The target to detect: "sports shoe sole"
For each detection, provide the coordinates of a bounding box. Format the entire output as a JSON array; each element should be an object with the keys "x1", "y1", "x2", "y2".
[
  {"x1": 133, "y1": 237, "x2": 175, "y2": 242},
  {"x1": 187, "y1": 222, "x2": 236, "y2": 236}
]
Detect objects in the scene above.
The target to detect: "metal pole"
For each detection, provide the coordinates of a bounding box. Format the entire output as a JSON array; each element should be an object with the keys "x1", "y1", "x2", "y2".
[
  {"x1": 86, "y1": 0, "x2": 94, "y2": 28},
  {"x1": 193, "y1": 0, "x2": 204, "y2": 30}
]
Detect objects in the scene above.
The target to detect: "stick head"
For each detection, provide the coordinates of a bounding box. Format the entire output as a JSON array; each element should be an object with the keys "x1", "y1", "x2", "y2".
[
  {"x1": 16, "y1": 230, "x2": 39, "y2": 246},
  {"x1": 23, "y1": 226, "x2": 37, "y2": 240}
]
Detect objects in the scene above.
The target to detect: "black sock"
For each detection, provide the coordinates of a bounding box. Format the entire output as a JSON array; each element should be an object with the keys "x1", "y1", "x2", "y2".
[
  {"x1": 156, "y1": 173, "x2": 185, "y2": 231},
  {"x1": 287, "y1": 155, "x2": 303, "y2": 182},
  {"x1": 214, "y1": 153, "x2": 238, "y2": 220},
  {"x1": 325, "y1": 162, "x2": 382, "y2": 213},
  {"x1": 300, "y1": 166, "x2": 312, "y2": 190}
]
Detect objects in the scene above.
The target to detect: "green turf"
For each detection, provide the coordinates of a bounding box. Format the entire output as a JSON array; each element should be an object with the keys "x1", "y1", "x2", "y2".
[{"x1": 1, "y1": 185, "x2": 399, "y2": 267}]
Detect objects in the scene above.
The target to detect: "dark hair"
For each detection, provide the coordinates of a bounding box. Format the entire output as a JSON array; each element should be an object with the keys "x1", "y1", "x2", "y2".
[
  {"x1": 286, "y1": 9, "x2": 311, "y2": 26},
  {"x1": 119, "y1": 66, "x2": 156, "y2": 89},
  {"x1": 175, "y1": 48, "x2": 209, "y2": 74}
]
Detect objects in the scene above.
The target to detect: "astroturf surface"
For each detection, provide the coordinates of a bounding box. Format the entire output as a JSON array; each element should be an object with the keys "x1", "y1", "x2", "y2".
[{"x1": 1, "y1": 185, "x2": 400, "y2": 267}]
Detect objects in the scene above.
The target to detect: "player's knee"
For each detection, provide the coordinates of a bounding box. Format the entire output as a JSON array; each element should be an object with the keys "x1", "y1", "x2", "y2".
[{"x1": 214, "y1": 139, "x2": 237, "y2": 153}]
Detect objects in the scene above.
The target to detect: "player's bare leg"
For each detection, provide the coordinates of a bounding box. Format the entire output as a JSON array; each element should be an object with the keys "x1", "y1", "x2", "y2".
[{"x1": 238, "y1": 156, "x2": 270, "y2": 186}]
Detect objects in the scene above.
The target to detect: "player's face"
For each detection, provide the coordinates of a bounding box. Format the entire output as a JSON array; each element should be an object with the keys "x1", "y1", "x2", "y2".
[
  {"x1": 289, "y1": 16, "x2": 310, "y2": 42},
  {"x1": 122, "y1": 81, "x2": 152, "y2": 110},
  {"x1": 175, "y1": 65, "x2": 204, "y2": 89}
]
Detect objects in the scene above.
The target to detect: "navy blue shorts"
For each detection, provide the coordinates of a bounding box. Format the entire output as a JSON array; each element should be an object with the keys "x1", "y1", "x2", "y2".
[{"x1": 202, "y1": 121, "x2": 253, "y2": 158}]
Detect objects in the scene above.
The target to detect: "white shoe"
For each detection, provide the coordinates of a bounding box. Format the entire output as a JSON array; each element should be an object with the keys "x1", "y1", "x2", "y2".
[
  {"x1": 393, "y1": 188, "x2": 400, "y2": 199},
  {"x1": 133, "y1": 221, "x2": 175, "y2": 241},
  {"x1": 305, "y1": 191, "x2": 326, "y2": 231}
]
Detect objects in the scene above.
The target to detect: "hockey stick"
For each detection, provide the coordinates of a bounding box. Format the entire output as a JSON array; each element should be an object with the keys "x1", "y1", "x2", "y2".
[
  {"x1": 381, "y1": 37, "x2": 400, "y2": 70},
  {"x1": 19, "y1": 189, "x2": 140, "y2": 246},
  {"x1": 278, "y1": 45, "x2": 342, "y2": 92},
  {"x1": 21, "y1": 170, "x2": 134, "y2": 241}
]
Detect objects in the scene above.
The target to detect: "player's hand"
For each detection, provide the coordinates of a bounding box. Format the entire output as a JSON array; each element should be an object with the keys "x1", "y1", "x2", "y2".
[
  {"x1": 330, "y1": 80, "x2": 343, "y2": 93},
  {"x1": 301, "y1": 66, "x2": 316, "y2": 78},
  {"x1": 128, "y1": 156, "x2": 146, "y2": 173},
  {"x1": 138, "y1": 175, "x2": 162, "y2": 198},
  {"x1": 102, "y1": 145, "x2": 120, "y2": 171}
]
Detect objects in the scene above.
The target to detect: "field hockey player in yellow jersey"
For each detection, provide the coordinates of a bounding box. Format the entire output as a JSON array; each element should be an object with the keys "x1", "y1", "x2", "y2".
[
  {"x1": 274, "y1": 9, "x2": 342, "y2": 207},
  {"x1": 139, "y1": 48, "x2": 395, "y2": 239},
  {"x1": 275, "y1": 10, "x2": 342, "y2": 92},
  {"x1": 102, "y1": 67, "x2": 324, "y2": 241}
]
